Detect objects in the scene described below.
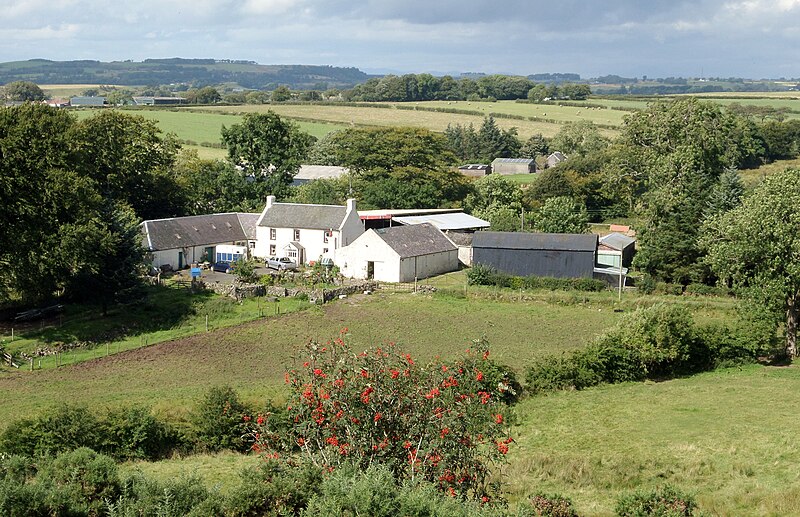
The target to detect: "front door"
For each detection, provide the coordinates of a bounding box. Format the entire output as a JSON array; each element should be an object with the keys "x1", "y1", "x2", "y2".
[
  {"x1": 178, "y1": 251, "x2": 184, "y2": 269},
  {"x1": 204, "y1": 247, "x2": 214, "y2": 263},
  {"x1": 367, "y1": 261, "x2": 374, "y2": 280}
]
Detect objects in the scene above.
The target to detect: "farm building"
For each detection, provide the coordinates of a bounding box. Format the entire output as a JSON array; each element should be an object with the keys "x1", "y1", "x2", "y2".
[
  {"x1": 253, "y1": 196, "x2": 363, "y2": 265},
  {"x1": 458, "y1": 164, "x2": 491, "y2": 177},
  {"x1": 70, "y1": 96, "x2": 106, "y2": 107},
  {"x1": 141, "y1": 213, "x2": 259, "y2": 270},
  {"x1": 472, "y1": 231, "x2": 598, "y2": 278},
  {"x1": 490, "y1": 158, "x2": 536, "y2": 175},
  {"x1": 359, "y1": 208, "x2": 462, "y2": 230},
  {"x1": 292, "y1": 165, "x2": 349, "y2": 185},
  {"x1": 392, "y1": 212, "x2": 490, "y2": 266},
  {"x1": 337, "y1": 223, "x2": 459, "y2": 283},
  {"x1": 546, "y1": 151, "x2": 567, "y2": 168},
  {"x1": 132, "y1": 96, "x2": 188, "y2": 105},
  {"x1": 597, "y1": 232, "x2": 636, "y2": 268}
]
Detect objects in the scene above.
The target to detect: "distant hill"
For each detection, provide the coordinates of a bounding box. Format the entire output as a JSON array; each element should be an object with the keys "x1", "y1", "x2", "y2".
[{"x1": 0, "y1": 59, "x2": 371, "y2": 89}]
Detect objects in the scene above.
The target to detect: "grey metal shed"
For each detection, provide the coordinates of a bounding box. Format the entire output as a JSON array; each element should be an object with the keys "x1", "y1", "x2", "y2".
[{"x1": 472, "y1": 231, "x2": 598, "y2": 278}]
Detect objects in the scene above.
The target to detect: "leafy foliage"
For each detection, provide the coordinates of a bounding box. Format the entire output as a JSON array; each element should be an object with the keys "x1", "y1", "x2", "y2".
[
  {"x1": 702, "y1": 168, "x2": 800, "y2": 357},
  {"x1": 533, "y1": 196, "x2": 589, "y2": 234},
  {"x1": 615, "y1": 484, "x2": 696, "y2": 517},
  {"x1": 249, "y1": 335, "x2": 512, "y2": 499},
  {"x1": 190, "y1": 386, "x2": 253, "y2": 453}
]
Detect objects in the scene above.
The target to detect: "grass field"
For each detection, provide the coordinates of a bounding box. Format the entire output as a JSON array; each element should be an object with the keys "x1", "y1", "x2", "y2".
[
  {"x1": 3, "y1": 282, "x2": 792, "y2": 515},
  {"x1": 71, "y1": 108, "x2": 346, "y2": 150},
  {"x1": 40, "y1": 84, "x2": 114, "y2": 98},
  {"x1": 188, "y1": 103, "x2": 585, "y2": 140}
]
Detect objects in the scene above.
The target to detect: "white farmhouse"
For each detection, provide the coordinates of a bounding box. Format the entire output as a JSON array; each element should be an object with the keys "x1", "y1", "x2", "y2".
[
  {"x1": 337, "y1": 223, "x2": 459, "y2": 283},
  {"x1": 141, "y1": 213, "x2": 259, "y2": 270},
  {"x1": 253, "y1": 196, "x2": 363, "y2": 265}
]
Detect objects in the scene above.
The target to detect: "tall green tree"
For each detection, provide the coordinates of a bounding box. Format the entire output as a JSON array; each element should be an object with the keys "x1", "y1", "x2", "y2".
[
  {"x1": 3, "y1": 81, "x2": 45, "y2": 102},
  {"x1": 533, "y1": 196, "x2": 589, "y2": 234},
  {"x1": 221, "y1": 111, "x2": 315, "y2": 199},
  {"x1": 703, "y1": 169, "x2": 800, "y2": 358},
  {"x1": 174, "y1": 152, "x2": 259, "y2": 214},
  {"x1": 477, "y1": 116, "x2": 521, "y2": 162},
  {"x1": 550, "y1": 120, "x2": 608, "y2": 157},
  {"x1": 70, "y1": 110, "x2": 184, "y2": 220}
]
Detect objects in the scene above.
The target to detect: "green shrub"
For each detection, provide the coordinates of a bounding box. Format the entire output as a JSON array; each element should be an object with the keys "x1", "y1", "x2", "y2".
[
  {"x1": 223, "y1": 460, "x2": 323, "y2": 516},
  {"x1": 518, "y1": 492, "x2": 579, "y2": 517},
  {"x1": 594, "y1": 304, "x2": 698, "y2": 378},
  {"x1": 38, "y1": 448, "x2": 121, "y2": 515},
  {"x1": 107, "y1": 472, "x2": 211, "y2": 517},
  {"x1": 615, "y1": 484, "x2": 696, "y2": 516},
  {"x1": 466, "y1": 263, "x2": 496, "y2": 286},
  {"x1": 190, "y1": 386, "x2": 252, "y2": 452},
  {"x1": 0, "y1": 405, "x2": 102, "y2": 457},
  {"x1": 637, "y1": 275, "x2": 656, "y2": 294},
  {"x1": 100, "y1": 406, "x2": 182, "y2": 460},
  {"x1": 525, "y1": 305, "x2": 705, "y2": 394},
  {"x1": 304, "y1": 464, "x2": 502, "y2": 517}
]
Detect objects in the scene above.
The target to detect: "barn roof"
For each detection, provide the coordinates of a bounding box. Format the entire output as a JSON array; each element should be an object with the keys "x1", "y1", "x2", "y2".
[
  {"x1": 393, "y1": 212, "x2": 490, "y2": 231},
  {"x1": 373, "y1": 223, "x2": 457, "y2": 259},
  {"x1": 599, "y1": 232, "x2": 635, "y2": 251},
  {"x1": 142, "y1": 213, "x2": 258, "y2": 251},
  {"x1": 491, "y1": 158, "x2": 535, "y2": 164},
  {"x1": 294, "y1": 165, "x2": 349, "y2": 181},
  {"x1": 472, "y1": 231, "x2": 598, "y2": 251},
  {"x1": 259, "y1": 203, "x2": 348, "y2": 230}
]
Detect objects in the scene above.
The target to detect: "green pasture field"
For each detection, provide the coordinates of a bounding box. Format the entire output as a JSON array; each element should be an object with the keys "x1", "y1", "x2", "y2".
[
  {"x1": 388, "y1": 100, "x2": 630, "y2": 128},
  {"x1": 3, "y1": 280, "x2": 781, "y2": 515},
  {"x1": 0, "y1": 281, "x2": 738, "y2": 426},
  {"x1": 507, "y1": 364, "x2": 800, "y2": 515},
  {"x1": 188, "y1": 103, "x2": 578, "y2": 140},
  {"x1": 71, "y1": 108, "x2": 346, "y2": 147},
  {"x1": 688, "y1": 90, "x2": 800, "y2": 99}
]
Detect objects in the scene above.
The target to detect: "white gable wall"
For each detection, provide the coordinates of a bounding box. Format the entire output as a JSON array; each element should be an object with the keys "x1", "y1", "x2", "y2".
[{"x1": 337, "y1": 230, "x2": 459, "y2": 283}]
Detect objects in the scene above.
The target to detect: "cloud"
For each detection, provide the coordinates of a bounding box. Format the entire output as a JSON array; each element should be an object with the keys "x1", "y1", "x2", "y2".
[{"x1": 0, "y1": 0, "x2": 796, "y2": 78}]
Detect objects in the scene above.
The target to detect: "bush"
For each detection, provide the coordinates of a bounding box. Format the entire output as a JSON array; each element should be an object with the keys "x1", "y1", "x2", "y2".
[
  {"x1": 684, "y1": 283, "x2": 731, "y2": 297},
  {"x1": 190, "y1": 386, "x2": 252, "y2": 452},
  {"x1": 0, "y1": 405, "x2": 181, "y2": 461},
  {"x1": 525, "y1": 305, "x2": 706, "y2": 394},
  {"x1": 656, "y1": 282, "x2": 684, "y2": 296},
  {"x1": 304, "y1": 464, "x2": 504, "y2": 517},
  {"x1": 222, "y1": 460, "x2": 323, "y2": 516},
  {"x1": 100, "y1": 406, "x2": 182, "y2": 460},
  {"x1": 467, "y1": 264, "x2": 606, "y2": 292},
  {"x1": 37, "y1": 448, "x2": 121, "y2": 515},
  {"x1": 107, "y1": 472, "x2": 212, "y2": 517},
  {"x1": 519, "y1": 493, "x2": 578, "y2": 517},
  {"x1": 249, "y1": 335, "x2": 512, "y2": 499},
  {"x1": 0, "y1": 405, "x2": 102, "y2": 457},
  {"x1": 637, "y1": 275, "x2": 656, "y2": 294},
  {"x1": 615, "y1": 484, "x2": 696, "y2": 516}
]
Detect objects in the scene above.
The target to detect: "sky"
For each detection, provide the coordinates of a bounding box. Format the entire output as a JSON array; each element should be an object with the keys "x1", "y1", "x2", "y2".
[{"x1": 0, "y1": 0, "x2": 798, "y2": 78}]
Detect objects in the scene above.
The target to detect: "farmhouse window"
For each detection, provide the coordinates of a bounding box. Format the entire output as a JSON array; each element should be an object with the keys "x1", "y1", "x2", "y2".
[
  {"x1": 269, "y1": 244, "x2": 276, "y2": 255},
  {"x1": 294, "y1": 229, "x2": 301, "y2": 240},
  {"x1": 270, "y1": 228, "x2": 276, "y2": 240},
  {"x1": 324, "y1": 230, "x2": 333, "y2": 243}
]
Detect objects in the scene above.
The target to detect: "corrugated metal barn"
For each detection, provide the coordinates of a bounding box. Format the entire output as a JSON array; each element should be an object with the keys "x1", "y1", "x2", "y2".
[{"x1": 472, "y1": 232, "x2": 598, "y2": 278}]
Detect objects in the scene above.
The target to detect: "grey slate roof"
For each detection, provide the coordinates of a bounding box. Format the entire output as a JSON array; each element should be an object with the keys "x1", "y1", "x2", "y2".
[
  {"x1": 142, "y1": 213, "x2": 258, "y2": 251},
  {"x1": 259, "y1": 203, "x2": 347, "y2": 230},
  {"x1": 472, "y1": 231, "x2": 598, "y2": 251},
  {"x1": 599, "y1": 232, "x2": 636, "y2": 251},
  {"x1": 236, "y1": 213, "x2": 260, "y2": 240},
  {"x1": 491, "y1": 158, "x2": 536, "y2": 164},
  {"x1": 374, "y1": 223, "x2": 457, "y2": 259}
]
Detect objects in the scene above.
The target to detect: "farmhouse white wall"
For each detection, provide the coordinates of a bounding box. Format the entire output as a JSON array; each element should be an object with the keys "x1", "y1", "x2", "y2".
[{"x1": 337, "y1": 229, "x2": 459, "y2": 283}]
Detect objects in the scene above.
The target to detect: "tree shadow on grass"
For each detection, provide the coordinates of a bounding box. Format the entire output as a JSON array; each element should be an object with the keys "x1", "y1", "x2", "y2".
[{"x1": 22, "y1": 283, "x2": 218, "y2": 346}]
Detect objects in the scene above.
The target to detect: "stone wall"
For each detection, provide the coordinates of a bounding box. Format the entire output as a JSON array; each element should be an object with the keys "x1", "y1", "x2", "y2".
[{"x1": 205, "y1": 281, "x2": 380, "y2": 304}]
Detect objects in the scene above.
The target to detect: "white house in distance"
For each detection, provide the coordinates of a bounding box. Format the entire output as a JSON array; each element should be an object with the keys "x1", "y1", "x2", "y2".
[
  {"x1": 337, "y1": 223, "x2": 459, "y2": 283},
  {"x1": 141, "y1": 213, "x2": 259, "y2": 269},
  {"x1": 253, "y1": 196, "x2": 363, "y2": 265}
]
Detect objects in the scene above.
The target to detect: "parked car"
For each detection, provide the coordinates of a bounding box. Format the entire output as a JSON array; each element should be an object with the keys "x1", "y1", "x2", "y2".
[
  {"x1": 266, "y1": 256, "x2": 298, "y2": 271},
  {"x1": 212, "y1": 261, "x2": 234, "y2": 273}
]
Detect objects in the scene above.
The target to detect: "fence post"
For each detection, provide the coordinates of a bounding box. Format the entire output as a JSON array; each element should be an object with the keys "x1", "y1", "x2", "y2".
[{"x1": 205, "y1": 314, "x2": 209, "y2": 332}]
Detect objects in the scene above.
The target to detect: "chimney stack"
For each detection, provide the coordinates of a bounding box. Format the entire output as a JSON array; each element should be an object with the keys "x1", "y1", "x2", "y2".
[
  {"x1": 346, "y1": 198, "x2": 356, "y2": 212},
  {"x1": 266, "y1": 195, "x2": 276, "y2": 209}
]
